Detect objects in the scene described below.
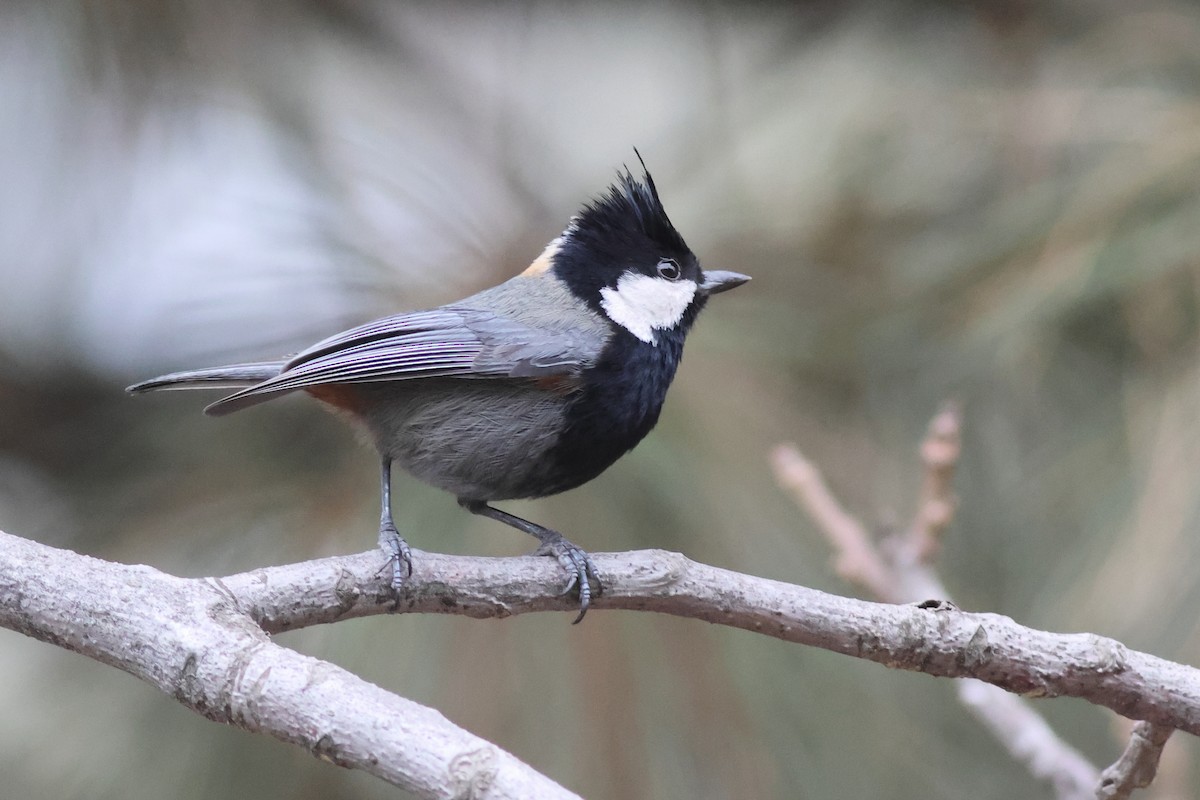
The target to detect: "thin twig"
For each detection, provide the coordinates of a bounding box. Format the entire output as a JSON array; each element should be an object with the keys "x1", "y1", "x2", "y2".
[
  {"x1": 1097, "y1": 722, "x2": 1174, "y2": 800},
  {"x1": 770, "y1": 406, "x2": 1101, "y2": 800},
  {"x1": 906, "y1": 400, "x2": 961, "y2": 563},
  {"x1": 770, "y1": 445, "x2": 895, "y2": 601}
]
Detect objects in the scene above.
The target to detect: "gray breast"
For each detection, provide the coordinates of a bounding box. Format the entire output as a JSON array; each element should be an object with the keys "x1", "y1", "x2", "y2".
[{"x1": 351, "y1": 378, "x2": 571, "y2": 501}]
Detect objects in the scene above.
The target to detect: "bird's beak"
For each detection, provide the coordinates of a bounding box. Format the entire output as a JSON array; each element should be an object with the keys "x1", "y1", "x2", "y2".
[{"x1": 699, "y1": 270, "x2": 751, "y2": 295}]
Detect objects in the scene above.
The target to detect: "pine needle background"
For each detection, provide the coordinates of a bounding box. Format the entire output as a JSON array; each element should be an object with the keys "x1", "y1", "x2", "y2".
[{"x1": 2, "y1": 3, "x2": 1199, "y2": 798}]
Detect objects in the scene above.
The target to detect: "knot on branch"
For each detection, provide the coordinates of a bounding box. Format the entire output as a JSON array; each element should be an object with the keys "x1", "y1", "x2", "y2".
[
  {"x1": 449, "y1": 746, "x2": 499, "y2": 799},
  {"x1": 1085, "y1": 636, "x2": 1130, "y2": 676},
  {"x1": 959, "y1": 624, "x2": 994, "y2": 671}
]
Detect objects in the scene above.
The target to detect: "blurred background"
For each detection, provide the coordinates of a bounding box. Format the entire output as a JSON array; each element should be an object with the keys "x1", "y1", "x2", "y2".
[{"x1": 1, "y1": 1, "x2": 1199, "y2": 797}]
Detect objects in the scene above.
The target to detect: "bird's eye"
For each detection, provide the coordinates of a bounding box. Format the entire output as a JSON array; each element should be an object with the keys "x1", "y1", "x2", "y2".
[{"x1": 657, "y1": 259, "x2": 681, "y2": 280}]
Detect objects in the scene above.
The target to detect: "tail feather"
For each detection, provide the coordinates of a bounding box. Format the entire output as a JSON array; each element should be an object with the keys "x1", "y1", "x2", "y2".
[{"x1": 126, "y1": 361, "x2": 285, "y2": 394}]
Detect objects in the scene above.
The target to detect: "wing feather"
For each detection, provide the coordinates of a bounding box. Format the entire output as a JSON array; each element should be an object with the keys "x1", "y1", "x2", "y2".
[{"x1": 205, "y1": 302, "x2": 602, "y2": 415}]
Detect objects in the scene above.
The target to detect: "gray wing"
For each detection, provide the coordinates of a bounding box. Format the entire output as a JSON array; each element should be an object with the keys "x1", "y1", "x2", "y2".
[{"x1": 203, "y1": 304, "x2": 603, "y2": 415}]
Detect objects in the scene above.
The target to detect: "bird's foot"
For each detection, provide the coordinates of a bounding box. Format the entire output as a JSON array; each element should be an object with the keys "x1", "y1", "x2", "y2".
[
  {"x1": 377, "y1": 522, "x2": 413, "y2": 592},
  {"x1": 534, "y1": 533, "x2": 602, "y2": 623}
]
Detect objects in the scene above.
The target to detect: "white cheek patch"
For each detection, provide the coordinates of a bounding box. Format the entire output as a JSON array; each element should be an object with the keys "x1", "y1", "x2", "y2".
[{"x1": 599, "y1": 273, "x2": 698, "y2": 344}]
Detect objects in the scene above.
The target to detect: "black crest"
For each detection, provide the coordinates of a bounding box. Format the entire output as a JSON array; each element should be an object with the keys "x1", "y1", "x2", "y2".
[
  {"x1": 554, "y1": 151, "x2": 696, "y2": 302},
  {"x1": 574, "y1": 150, "x2": 689, "y2": 256}
]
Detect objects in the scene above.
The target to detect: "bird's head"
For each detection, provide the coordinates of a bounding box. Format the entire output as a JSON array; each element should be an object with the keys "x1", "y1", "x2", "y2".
[{"x1": 528, "y1": 155, "x2": 749, "y2": 345}]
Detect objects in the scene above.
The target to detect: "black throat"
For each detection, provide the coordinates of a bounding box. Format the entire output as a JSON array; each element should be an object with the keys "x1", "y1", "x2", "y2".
[{"x1": 541, "y1": 327, "x2": 686, "y2": 496}]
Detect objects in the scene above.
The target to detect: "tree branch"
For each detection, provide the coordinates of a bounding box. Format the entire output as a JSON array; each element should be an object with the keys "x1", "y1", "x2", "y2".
[
  {"x1": 6, "y1": 527, "x2": 1200, "y2": 750},
  {"x1": 0, "y1": 529, "x2": 579, "y2": 800}
]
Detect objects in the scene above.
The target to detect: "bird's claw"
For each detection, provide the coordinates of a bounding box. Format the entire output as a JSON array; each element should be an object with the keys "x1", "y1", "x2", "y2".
[
  {"x1": 536, "y1": 534, "x2": 602, "y2": 623},
  {"x1": 378, "y1": 522, "x2": 413, "y2": 591}
]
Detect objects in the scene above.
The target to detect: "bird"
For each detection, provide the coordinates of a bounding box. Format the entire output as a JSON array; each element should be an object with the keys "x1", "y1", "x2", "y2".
[{"x1": 128, "y1": 155, "x2": 749, "y2": 622}]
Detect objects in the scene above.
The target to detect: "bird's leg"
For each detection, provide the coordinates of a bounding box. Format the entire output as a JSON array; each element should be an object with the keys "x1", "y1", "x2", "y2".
[
  {"x1": 459, "y1": 499, "x2": 601, "y2": 623},
  {"x1": 378, "y1": 457, "x2": 412, "y2": 589}
]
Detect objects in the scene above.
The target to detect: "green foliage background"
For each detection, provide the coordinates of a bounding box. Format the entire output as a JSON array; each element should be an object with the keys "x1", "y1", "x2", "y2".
[{"x1": 1, "y1": 2, "x2": 1199, "y2": 797}]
